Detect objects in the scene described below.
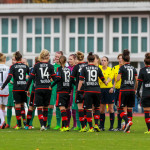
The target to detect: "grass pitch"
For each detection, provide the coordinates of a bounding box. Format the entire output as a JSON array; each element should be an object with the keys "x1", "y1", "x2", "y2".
[{"x1": 0, "y1": 116, "x2": 149, "y2": 150}]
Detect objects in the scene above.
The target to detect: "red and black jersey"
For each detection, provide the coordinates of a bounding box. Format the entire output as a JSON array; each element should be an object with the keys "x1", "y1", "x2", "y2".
[
  {"x1": 2, "y1": 62, "x2": 29, "y2": 91},
  {"x1": 137, "y1": 66, "x2": 150, "y2": 97},
  {"x1": 25, "y1": 62, "x2": 55, "y2": 91},
  {"x1": 70, "y1": 62, "x2": 88, "y2": 91},
  {"x1": 79, "y1": 64, "x2": 105, "y2": 93},
  {"x1": 118, "y1": 63, "x2": 137, "y2": 91},
  {"x1": 51, "y1": 66, "x2": 71, "y2": 93}
]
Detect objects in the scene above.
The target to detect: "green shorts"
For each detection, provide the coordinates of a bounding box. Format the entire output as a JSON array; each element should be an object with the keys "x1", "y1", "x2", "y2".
[{"x1": 7, "y1": 90, "x2": 14, "y2": 107}]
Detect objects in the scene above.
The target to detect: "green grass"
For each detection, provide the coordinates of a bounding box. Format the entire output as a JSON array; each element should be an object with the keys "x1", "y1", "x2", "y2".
[{"x1": 0, "y1": 116, "x2": 149, "y2": 150}]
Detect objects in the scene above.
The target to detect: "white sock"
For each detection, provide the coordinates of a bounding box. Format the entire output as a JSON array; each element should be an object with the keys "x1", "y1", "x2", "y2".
[
  {"x1": 2, "y1": 110, "x2": 5, "y2": 122},
  {"x1": 0, "y1": 109, "x2": 4, "y2": 126}
]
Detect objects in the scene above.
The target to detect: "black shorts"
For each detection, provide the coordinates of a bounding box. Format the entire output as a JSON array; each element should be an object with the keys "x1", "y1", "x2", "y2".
[
  {"x1": 34, "y1": 89, "x2": 51, "y2": 107},
  {"x1": 75, "y1": 91, "x2": 84, "y2": 104},
  {"x1": 13, "y1": 91, "x2": 27, "y2": 104},
  {"x1": 29, "y1": 91, "x2": 35, "y2": 107},
  {"x1": 56, "y1": 92, "x2": 70, "y2": 108},
  {"x1": 114, "y1": 89, "x2": 120, "y2": 106},
  {"x1": 101, "y1": 88, "x2": 114, "y2": 104},
  {"x1": 118, "y1": 91, "x2": 135, "y2": 107},
  {"x1": 84, "y1": 92, "x2": 101, "y2": 109},
  {"x1": 141, "y1": 96, "x2": 150, "y2": 107}
]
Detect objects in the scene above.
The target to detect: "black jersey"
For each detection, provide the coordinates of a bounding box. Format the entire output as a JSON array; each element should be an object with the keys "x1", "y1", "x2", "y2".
[
  {"x1": 29, "y1": 67, "x2": 35, "y2": 92},
  {"x1": 118, "y1": 63, "x2": 137, "y2": 91},
  {"x1": 25, "y1": 62, "x2": 55, "y2": 90},
  {"x1": 70, "y1": 62, "x2": 88, "y2": 91},
  {"x1": 138, "y1": 66, "x2": 150, "y2": 97},
  {"x1": 1, "y1": 62, "x2": 29, "y2": 91},
  {"x1": 79, "y1": 64, "x2": 105, "y2": 92},
  {"x1": 51, "y1": 66, "x2": 71, "y2": 93}
]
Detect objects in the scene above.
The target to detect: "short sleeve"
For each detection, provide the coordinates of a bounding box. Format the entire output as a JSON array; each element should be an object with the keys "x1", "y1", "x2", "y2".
[
  {"x1": 98, "y1": 68, "x2": 105, "y2": 82},
  {"x1": 79, "y1": 67, "x2": 85, "y2": 81},
  {"x1": 71, "y1": 65, "x2": 77, "y2": 78},
  {"x1": 138, "y1": 69, "x2": 143, "y2": 82},
  {"x1": 56, "y1": 67, "x2": 61, "y2": 78},
  {"x1": 118, "y1": 66, "x2": 123, "y2": 75},
  {"x1": 8, "y1": 65, "x2": 14, "y2": 76}
]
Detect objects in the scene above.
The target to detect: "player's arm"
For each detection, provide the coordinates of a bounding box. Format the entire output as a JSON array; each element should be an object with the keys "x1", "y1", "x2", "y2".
[
  {"x1": 70, "y1": 66, "x2": 77, "y2": 86},
  {"x1": 77, "y1": 68, "x2": 85, "y2": 91},
  {"x1": 136, "y1": 69, "x2": 143, "y2": 98},
  {"x1": 117, "y1": 67, "x2": 123, "y2": 81},
  {"x1": 49, "y1": 65, "x2": 56, "y2": 82},
  {"x1": 134, "y1": 69, "x2": 138, "y2": 91},
  {"x1": 51, "y1": 68, "x2": 61, "y2": 88},
  {"x1": 98, "y1": 68, "x2": 107, "y2": 85}
]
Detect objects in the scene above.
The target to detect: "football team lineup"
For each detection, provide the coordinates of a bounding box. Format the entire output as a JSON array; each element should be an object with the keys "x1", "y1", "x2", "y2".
[{"x1": 0, "y1": 49, "x2": 149, "y2": 136}]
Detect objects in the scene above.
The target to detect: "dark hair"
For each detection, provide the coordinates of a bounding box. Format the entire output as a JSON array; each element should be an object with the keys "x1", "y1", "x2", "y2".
[
  {"x1": 117, "y1": 54, "x2": 123, "y2": 59},
  {"x1": 56, "y1": 51, "x2": 63, "y2": 56},
  {"x1": 69, "y1": 54, "x2": 76, "y2": 60},
  {"x1": 59, "y1": 56, "x2": 66, "y2": 65},
  {"x1": 103, "y1": 56, "x2": 109, "y2": 62},
  {"x1": 15, "y1": 51, "x2": 22, "y2": 61},
  {"x1": 87, "y1": 52, "x2": 95, "y2": 62},
  {"x1": 76, "y1": 51, "x2": 84, "y2": 61},
  {"x1": 122, "y1": 49, "x2": 130, "y2": 62},
  {"x1": 144, "y1": 53, "x2": 150, "y2": 65}
]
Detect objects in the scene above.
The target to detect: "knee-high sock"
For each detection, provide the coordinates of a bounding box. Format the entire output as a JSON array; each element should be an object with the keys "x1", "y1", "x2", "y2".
[
  {"x1": 21, "y1": 105, "x2": 26, "y2": 122},
  {"x1": 7, "y1": 108, "x2": 12, "y2": 126},
  {"x1": 29, "y1": 109, "x2": 35, "y2": 126},
  {"x1": 61, "y1": 110, "x2": 68, "y2": 128},
  {"x1": 56, "y1": 107, "x2": 61, "y2": 127},
  {"x1": 94, "y1": 108, "x2": 100, "y2": 126},
  {"x1": 84, "y1": 109, "x2": 87, "y2": 126},
  {"x1": 119, "y1": 110, "x2": 128, "y2": 125},
  {"x1": 76, "y1": 109, "x2": 80, "y2": 128},
  {"x1": 66, "y1": 109, "x2": 71, "y2": 127},
  {"x1": 43, "y1": 108, "x2": 48, "y2": 127},
  {"x1": 0, "y1": 109, "x2": 4, "y2": 126},
  {"x1": 15, "y1": 108, "x2": 21, "y2": 127},
  {"x1": 72, "y1": 109, "x2": 77, "y2": 127},
  {"x1": 47, "y1": 108, "x2": 53, "y2": 126},
  {"x1": 110, "y1": 113, "x2": 115, "y2": 128},
  {"x1": 86, "y1": 110, "x2": 93, "y2": 129},
  {"x1": 144, "y1": 111, "x2": 150, "y2": 131},
  {"x1": 117, "y1": 108, "x2": 122, "y2": 129},
  {"x1": 27, "y1": 109, "x2": 33, "y2": 126},
  {"x1": 127, "y1": 109, "x2": 133, "y2": 122},
  {"x1": 37, "y1": 108, "x2": 44, "y2": 127},
  {"x1": 78, "y1": 109, "x2": 85, "y2": 128},
  {"x1": 100, "y1": 113, "x2": 105, "y2": 128}
]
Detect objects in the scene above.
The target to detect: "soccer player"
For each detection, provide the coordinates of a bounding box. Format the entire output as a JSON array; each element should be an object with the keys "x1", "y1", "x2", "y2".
[
  {"x1": 47, "y1": 51, "x2": 63, "y2": 130},
  {"x1": 117, "y1": 49, "x2": 137, "y2": 132},
  {"x1": 50, "y1": 56, "x2": 71, "y2": 131},
  {"x1": 1, "y1": 51, "x2": 29, "y2": 129},
  {"x1": 5, "y1": 55, "x2": 16, "y2": 128},
  {"x1": 112, "y1": 54, "x2": 123, "y2": 131},
  {"x1": 137, "y1": 53, "x2": 150, "y2": 134},
  {"x1": 70, "y1": 51, "x2": 88, "y2": 132},
  {"x1": 0, "y1": 53, "x2": 9, "y2": 129},
  {"x1": 25, "y1": 49, "x2": 55, "y2": 131},
  {"x1": 99, "y1": 56, "x2": 115, "y2": 131},
  {"x1": 77, "y1": 52, "x2": 106, "y2": 132},
  {"x1": 25, "y1": 56, "x2": 40, "y2": 130}
]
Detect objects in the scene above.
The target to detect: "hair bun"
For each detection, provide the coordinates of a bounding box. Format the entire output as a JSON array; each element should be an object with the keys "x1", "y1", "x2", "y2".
[
  {"x1": 89, "y1": 52, "x2": 93, "y2": 56},
  {"x1": 123, "y1": 49, "x2": 130, "y2": 56},
  {"x1": 145, "y1": 53, "x2": 150, "y2": 59}
]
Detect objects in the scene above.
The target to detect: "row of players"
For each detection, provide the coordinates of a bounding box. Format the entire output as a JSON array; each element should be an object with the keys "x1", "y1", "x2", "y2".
[{"x1": 0, "y1": 49, "x2": 149, "y2": 133}]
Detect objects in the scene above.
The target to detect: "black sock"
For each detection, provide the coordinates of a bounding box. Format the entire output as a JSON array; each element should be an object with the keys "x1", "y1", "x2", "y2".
[
  {"x1": 94, "y1": 108, "x2": 100, "y2": 125},
  {"x1": 38, "y1": 108, "x2": 44, "y2": 127},
  {"x1": 144, "y1": 111, "x2": 150, "y2": 131},
  {"x1": 117, "y1": 108, "x2": 122, "y2": 128},
  {"x1": 119, "y1": 110, "x2": 128, "y2": 125},
  {"x1": 86, "y1": 110, "x2": 93, "y2": 129},
  {"x1": 84, "y1": 109, "x2": 87, "y2": 126},
  {"x1": 43, "y1": 108, "x2": 48, "y2": 127},
  {"x1": 61, "y1": 110, "x2": 68, "y2": 128},
  {"x1": 100, "y1": 113, "x2": 105, "y2": 128},
  {"x1": 27, "y1": 109, "x2": 33, "y2": 126},
  {"x1": 127, "y1": 109, "x2": 132, "y2": 122},
  {"x1": 16, "y1": 108, "x2": 21, "y2": 127},
  {"x1": 79, "y1": 109, "x2": 85, "y2": 128},
  {"x1": 21, "y1": 105, "x2": 26, "y2": 122},
  {"x1": 110, "y1": 113, "x2": 115, "y2": 128}
]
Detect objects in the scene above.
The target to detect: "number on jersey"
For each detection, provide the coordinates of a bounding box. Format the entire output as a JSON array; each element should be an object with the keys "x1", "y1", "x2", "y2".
[
  {"x1": 87, "y1": 70, "x2": 97, "y2": 82},
  {"x1": 39, "y1": 67, "x2": 49, "y2": 79},
  {"x1": 64, "y1": 70, "x2": 70, "y2": 82},
  {"x1": 127, "y1": 69, "x2": 133, "y2": 81},
  {"x1": 18, "y1": 69, "x2": 24, "y2": 80}
]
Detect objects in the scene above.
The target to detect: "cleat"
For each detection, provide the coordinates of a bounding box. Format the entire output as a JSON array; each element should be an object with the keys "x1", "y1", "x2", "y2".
[
  {"x1": 15, "y1": 126, "x2": 21, "y2": 130},
  {"x1": 1, "y1": 122, "x2": 6, "y2": 129},
  {"x1": 5, "y1": 124, "x2": 10, "y2": 129},
  {"x1": 60, "y1": 127, "x2": 66, "y2": 132},
  {"x1": 25, "y1": 126, "x2": 29, "y2": 130},
  {"x1": 46, "y1": 125, "x2": 50, "y2": 129},
  {"x1": 65, "y1": 127, "x2": 70, "y2": 131},
  {"x1": 94, "y1": 125, "x2": 100, "y2": 132},
  {"x1": 87, "y1": 128, "x2": 95, "y2": 132},
  {"x1": 74, "y1": 127, "x2": 81, "y2": 131},
  {"x1": 126, "y1": 130, "x2": 130, "y2": 133},
  {"x1": 40, "y1": 126, "x2": 45, "y2": 131},
  {"x1": 13, "y1": 124, "x2": 18, "y2": 129},
  {"x1": 124, "y1": 121, "x2": 133, "y2": 132},
  {"x1": 28, "y1": 126, "x2": 32, "y2": 130},
  {"x1": 100, "y1": 128, "x2": 105, "y2": 131},
  {"x1": 121, "y1": 122, "x2": 125, "y2": 130},
  {"x1": 108, "y1": 128, "x2": 115, "y2": 131},
  {"x1": 79, "y1": 127, "x2": 87, "y2": 132},
  {"x1": 114, "y1": 128, "x2": 122, "y2": 132},
  {"x1": 144, "y1": 131, "x2": 150, "y2": 134},
  {"x1": 53, "y1": 125, "x2": 60, "y2": 130}
]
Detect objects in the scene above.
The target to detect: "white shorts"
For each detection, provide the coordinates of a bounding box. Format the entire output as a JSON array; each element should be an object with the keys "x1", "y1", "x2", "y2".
[{"x1": 0, "y1": 97, "x2": 8, "y2": 106}]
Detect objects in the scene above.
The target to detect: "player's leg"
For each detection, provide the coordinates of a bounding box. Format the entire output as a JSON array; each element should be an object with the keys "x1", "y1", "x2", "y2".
[
  {"x1": 144, "y1": 107, "x2": 150, "y2": 133},
  {"x1": 0, "y1": 98, "x2": 4, "y2": 127},
  {"x1": 21, "y1": 103, "x2": 26, "y2": 126},
  {"x1": 108, "y1": 104, "x2": 115, "y2": 131},
  {"x1": 26, "y1": 106, "x2": 33, "y2": 129}
]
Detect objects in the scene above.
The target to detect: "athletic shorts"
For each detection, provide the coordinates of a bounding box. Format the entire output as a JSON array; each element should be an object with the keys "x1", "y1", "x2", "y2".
[
  {"x1": 34, "y1": 89, "x2": 51, "y2": 107},
  {"x1": 118, "y1": 91, "x2": 135, "y2": 107},
  {"x1": 84, "y1": 92, "x2": 101, "y2": 109},
  {"x1": 56, "y1": 92, "x2": 70, "y2": 108},
  {"x1": 29, "y1": 91, "x2": 35, "y2": 107},
  {"x1": 75, "y1": 91, "x2": 84, "y2": 104},
  {"x1": 141, "y1": 96, "x2": 150, "y2": 107},
  {"x1": 13, "y1": 91, "x2": 27, "y2": 104},
  {"x1": 0, "y1": 97, "x2": 8, "y2": 106},
  {"x1": 101, "y1": 88, "x2": 114, "y2": 104},
  {"x1": 114, "y1": 89, "x2": 120, "y2": 106}
]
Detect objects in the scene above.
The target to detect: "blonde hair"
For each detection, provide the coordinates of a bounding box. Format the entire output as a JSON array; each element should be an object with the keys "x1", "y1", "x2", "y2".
[
  {"x1": 76, "y1": 51, "x2": 84, "y2": 61},
  {"x1": 39, "y1": 49, "x2": 50, "y2": 61},
  {"x1": 0, "y1": 53, "x2": 6, "y2": 62}
]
